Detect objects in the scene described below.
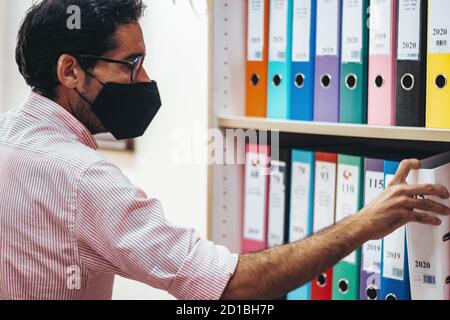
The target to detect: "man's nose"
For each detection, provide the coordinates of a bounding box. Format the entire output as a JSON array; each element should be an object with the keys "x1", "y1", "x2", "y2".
[{"x1": 137, "y1": 67, "x2": 151, "y2": 82}]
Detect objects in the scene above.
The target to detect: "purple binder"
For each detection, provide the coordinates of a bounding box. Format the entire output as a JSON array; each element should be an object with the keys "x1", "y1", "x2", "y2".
[
  {"x1": 360, "y1": 158, "x2": 384, "y2": 300},
  {"x1": 313, "y1": 1, "x2": 341, "y2": 123}
]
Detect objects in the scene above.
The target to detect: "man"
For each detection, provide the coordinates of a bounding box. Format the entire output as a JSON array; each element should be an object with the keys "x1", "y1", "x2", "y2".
[{"x1": 0, "y1": 0, "x2": 448, "y2": 300}]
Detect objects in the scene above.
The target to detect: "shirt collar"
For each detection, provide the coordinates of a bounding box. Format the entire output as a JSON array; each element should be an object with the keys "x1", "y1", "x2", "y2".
[{"x1": 21, "y1": 92, "x2": 99, "y2": 150}]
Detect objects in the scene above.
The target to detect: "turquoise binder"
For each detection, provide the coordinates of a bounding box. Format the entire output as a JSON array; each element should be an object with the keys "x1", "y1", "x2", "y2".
[
  {"x1": 286, "y1": 149, "x2": 315, "y2": 300},
  {"x1": 339, "y1": 0, "x2": 369, "y2": 124},
  {"x1": 267, "y1": 0, "x2": 294, "y2": 119}
]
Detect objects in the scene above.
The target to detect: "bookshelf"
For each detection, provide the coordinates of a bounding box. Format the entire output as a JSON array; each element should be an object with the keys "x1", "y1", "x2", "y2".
[{"x1": 206, "y1": 0, "x2": 450, "y2": 254}]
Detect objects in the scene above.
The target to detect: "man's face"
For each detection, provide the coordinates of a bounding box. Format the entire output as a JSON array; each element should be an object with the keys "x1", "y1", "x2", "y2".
[{"x1": 73, "y1": 22, "x2": 150, "y2": 135}]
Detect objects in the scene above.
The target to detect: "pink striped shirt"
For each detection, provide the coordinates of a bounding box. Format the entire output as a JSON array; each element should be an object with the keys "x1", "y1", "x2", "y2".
[{"x1": 0, "y1": 92, "x2": 238, "y2": 300}]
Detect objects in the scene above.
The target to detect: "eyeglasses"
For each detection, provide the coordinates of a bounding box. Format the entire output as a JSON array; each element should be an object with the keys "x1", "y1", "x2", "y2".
[{"x1": 76, "y1": 54, "x2": 145, "y2": 82}]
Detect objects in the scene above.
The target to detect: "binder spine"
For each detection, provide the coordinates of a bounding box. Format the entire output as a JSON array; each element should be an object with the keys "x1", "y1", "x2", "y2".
[
  {"x1": 242, "y1": 144, "x2": 271, "y2": 254},
  {"x1": 313, "y1": 0, "x2": 342, "y2": 123},
  {"x1": 287, "y1": 149, "x2": 314, "y2": 300},
  {"x1": 310, "y1": 152, "x2": 337, "y2": 300},
  {"x1": 368, "y1": 0, "x2": 398, "y2": 126},
  {"x1": 395, "y1": 0, "x2": 428, "y2": 127},
  {"x1": 332, "y1": 155, "x2": 363, "y2": 300},
  {"x1": 267, "y1": 0, "x2": 294, "y2": 119},
  {"x1": 246, "y1": 0, "x2": 270, "y2": 117},
  {"x1": 290, "y1": 0, "x2": 316, "y2": 121},
  {"x1": 381, "y1": 161, "x2": 411, "y2": 300},
  {"x1": 339, "y1": 0, "x2": 369, "y2": 124},
  {"x1": 360, "y1": 159, "x2": 384, "y2": 300}
]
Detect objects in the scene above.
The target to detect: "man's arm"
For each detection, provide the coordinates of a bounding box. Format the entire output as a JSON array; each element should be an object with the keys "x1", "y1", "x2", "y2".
[{"x1": 221, "y1": 159, "x2": 450, "y2": 300}]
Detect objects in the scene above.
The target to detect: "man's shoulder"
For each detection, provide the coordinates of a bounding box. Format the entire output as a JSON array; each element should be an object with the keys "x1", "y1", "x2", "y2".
[
  {"x1": 0, "y1": 107, "x2": 109, "y2": 174},
  {"x1": 51, "y1": 140, "x2": 108, "y2": 172}
]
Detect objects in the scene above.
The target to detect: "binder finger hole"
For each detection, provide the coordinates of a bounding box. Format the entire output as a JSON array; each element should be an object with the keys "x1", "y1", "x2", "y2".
[
  {"x1": 321, "y1": 74, "x2": 331, "y2": 89},
  {"x1": 366, "y1": 286, "x2": 378, "y2": 300},
  {"x1": 273, "y1": 74, "x2": 282, "y2": 87},
  {"x1": 446, "y1": 276, "x2": 450, "y2": 284},
  {"x1": 385, "y1": 293, "x2": 398, "y2": 300},
  {"x1": 375, "y1": 75, "x2": 384, "y2": 88},
  {"x1": 295, "y1": 73, "x2": 305, "y2": 88},
  {"x1": 338, "y1": 279, "x2": 349, "y2": 294},
  {"x1": 435, "y1": 74, "x2": 447, "y2": 89},
  {"x1": 250, "y1": 74, "x2": 260, "y2": 86},
  {"x1": 316, "y1": 273, "x2": 327, "y2": 288},
  {"x1": 443, "y1": 232, "x2": 450, "y2": 242},
  {"x1": 345, "y1": 74, "x2": 357, "y2": 90},
  {"x1": 401, "y1": 73, "x2": 415, "y2": 91}
]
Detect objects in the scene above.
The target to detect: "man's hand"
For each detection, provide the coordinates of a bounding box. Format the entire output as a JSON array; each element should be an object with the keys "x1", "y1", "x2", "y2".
[
  {"x1": 221, "y1": 158, "x2": 450, "y2": 300},
  {"x1": 356, "y1": 159, "x2": 450, "y2": 241}
]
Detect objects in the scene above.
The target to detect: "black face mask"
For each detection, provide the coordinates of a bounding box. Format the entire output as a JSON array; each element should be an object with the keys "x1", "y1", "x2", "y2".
[{"x1": 76, "y1": 75, "x2": 162, "y2": 140}]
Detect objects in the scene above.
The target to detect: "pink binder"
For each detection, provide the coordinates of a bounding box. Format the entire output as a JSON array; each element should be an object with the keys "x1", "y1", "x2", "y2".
[
  {"x1": 242, "y1": 144, "x2": 270, "y2": 254},
  {"x1": 368, "y1": 0, "x2": 398, "y2": 126}
]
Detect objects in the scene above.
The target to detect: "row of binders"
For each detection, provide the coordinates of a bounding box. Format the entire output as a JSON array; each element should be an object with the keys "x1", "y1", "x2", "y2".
[
  {"x1": 242, "y1": 144, "x2": 450, "y2": 300},
  {"x1": 246, "y1": 0, "x2": 450, "y2": 128}
]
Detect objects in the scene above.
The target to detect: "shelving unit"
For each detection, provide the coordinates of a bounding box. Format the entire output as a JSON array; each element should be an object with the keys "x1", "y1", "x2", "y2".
[{"x1": 206, "y1": 0, "x2": 450, "y2": 253}]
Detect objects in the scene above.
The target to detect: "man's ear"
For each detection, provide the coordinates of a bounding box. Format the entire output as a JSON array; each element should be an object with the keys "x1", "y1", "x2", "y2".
[{"x1": 56, "y1": 54, "x2": 85, "y2": 89}]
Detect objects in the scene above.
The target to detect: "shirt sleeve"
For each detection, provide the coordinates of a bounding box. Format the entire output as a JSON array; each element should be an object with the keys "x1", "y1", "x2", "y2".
[{"x1": 74, "y1": 160, "x2": 239, "y2": 300}]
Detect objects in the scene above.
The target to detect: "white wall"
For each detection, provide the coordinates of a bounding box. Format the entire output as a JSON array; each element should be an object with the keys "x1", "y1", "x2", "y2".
[
  {"x1": 0, "y1": 0, "x2": 210, "y2": 300},
  {"x1": 0, "y1": 0, "x2": 9, "y2": 111},
  {"x1": 1, "y1": 0, "x2": 34, "y2": 111}
]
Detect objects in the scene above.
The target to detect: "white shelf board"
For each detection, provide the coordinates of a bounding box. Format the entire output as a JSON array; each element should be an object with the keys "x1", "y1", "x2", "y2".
[{"x1": 218, "y1": 116, "x2": 450, "y2": 143}]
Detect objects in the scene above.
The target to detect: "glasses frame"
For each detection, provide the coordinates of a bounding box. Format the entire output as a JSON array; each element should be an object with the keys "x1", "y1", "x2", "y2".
[{"x1": 76, "y1": 54, "x2": 144, "y2": 82}]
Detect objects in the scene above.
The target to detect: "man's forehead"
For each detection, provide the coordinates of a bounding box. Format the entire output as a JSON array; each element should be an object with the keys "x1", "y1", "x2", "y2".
[{"x1": 107, "y1": 23, "x2": 146, "y2": 59}]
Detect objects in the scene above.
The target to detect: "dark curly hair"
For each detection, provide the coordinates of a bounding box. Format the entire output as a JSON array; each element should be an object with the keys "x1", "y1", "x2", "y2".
[{"x1": 16, "y1": 0, "x2": 146, "y2": 99}]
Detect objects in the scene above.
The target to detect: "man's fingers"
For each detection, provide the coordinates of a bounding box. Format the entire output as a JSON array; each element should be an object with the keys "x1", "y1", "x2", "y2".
[
  {"x1": 405, "y1": 183, "x2": 450, "y2": 199},
  {"x1": 412, "y1": 212, "x2": 442, "y2": 226},
  {"x1": 390, "y1": 159, "x2": 420, "y2": 185},
  {"x1": 405, "y1": 198, "x2": 450, "y2": 216}
]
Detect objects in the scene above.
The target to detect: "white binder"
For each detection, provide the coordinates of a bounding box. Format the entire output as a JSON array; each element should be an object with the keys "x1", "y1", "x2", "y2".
[{"x1": 407, "y1": 151, "x2": 450, "y2": 300}]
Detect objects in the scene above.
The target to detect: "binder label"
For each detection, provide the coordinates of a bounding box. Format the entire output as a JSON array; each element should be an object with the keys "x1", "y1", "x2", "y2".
[
  {"x1": 313, "y1": 161, "x2": 336, "y2": 232},
  {"x1": 268, "y1": 161, "x2": 287, "y2": 247},
  {"x1": 363, "y1": 240, "x2": 382, "y2": 273},
  {"x1": 382, "y1": 226, "x2": 406, "y2": 281},
  {"x1": 336, "y1": 164, "x2": 360, "y2": 264},
  {"x1": 369, "y1": 0, "x2": 392, "y2": 55},
  {"x1": 269, "y1": 0, "x2": 289, "y2": 62},
  {"x1": 248, "y1": 0, "x2": 266, "y2": 61},
  {"x1": 292, "y1": 0, "x2": 312, "y2": 62},
  {"x1": 289, "y1": 161, "x2": 312, "y2": 242},
  {"x1": 316, "y1": 0, "x2": 339, "y2": 56},
  {"x1": 382, "y1": 174, "x2": 405, "y2": 281},
  {"x1": 364, "y1": 171, "x2": 385, "y2": 204},
  {"x1": 428, "y1": 0, "x2": 450, "y2": 54},
  {"x1": 342, "y1": 0, "x2": 364, "y2": 63},
  {"x1": 362, "y1": 171, "x2": 385, "y2": 273},
  {"x1": 244, "y1": 152, "x2": 268, "y2": 242},
  {"x1": 397, "y1": 0, "x2": 421, "y2": 60},
  {"x1": 409, "y1": 223, "x2": 438, "y2": 288}
]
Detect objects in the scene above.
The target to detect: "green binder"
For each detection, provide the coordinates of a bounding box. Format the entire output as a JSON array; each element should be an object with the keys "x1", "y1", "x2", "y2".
[
  {"x1": 339, "y1": 0, "x2": 369, "y2": 124},
  {"x1": 332, "y1": 155, "x2": 364, "y2": 300}
]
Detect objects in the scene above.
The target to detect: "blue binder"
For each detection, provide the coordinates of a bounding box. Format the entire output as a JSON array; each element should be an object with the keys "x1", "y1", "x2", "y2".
[
  {"x1": 267, "y1": 0, "x2": 294, "y2": 119},
  {"x1": 289, "y1": 0, "x2": 316, "y2": 121},
  {"x1": 381, "y1": 161, "x2": 411, "y2": 300},
  {"x1": 286, "y1": 150, "x2": 315, "y2": 300}
]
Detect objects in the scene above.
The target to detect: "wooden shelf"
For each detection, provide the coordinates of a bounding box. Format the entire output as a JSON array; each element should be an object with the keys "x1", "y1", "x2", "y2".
[{"x1": 218, "y1": 116, "x2": 450, "y2": 143}]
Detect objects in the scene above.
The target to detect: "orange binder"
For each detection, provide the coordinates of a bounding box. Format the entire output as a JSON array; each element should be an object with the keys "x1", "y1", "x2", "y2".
[{"x1": 246, "y1": 0, "x2": 270, "y2": 117}]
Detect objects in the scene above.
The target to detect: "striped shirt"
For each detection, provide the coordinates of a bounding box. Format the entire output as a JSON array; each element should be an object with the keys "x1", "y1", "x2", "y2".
[{"x1": 0, "y1": 92, "x2": 238, "y2": 300}]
